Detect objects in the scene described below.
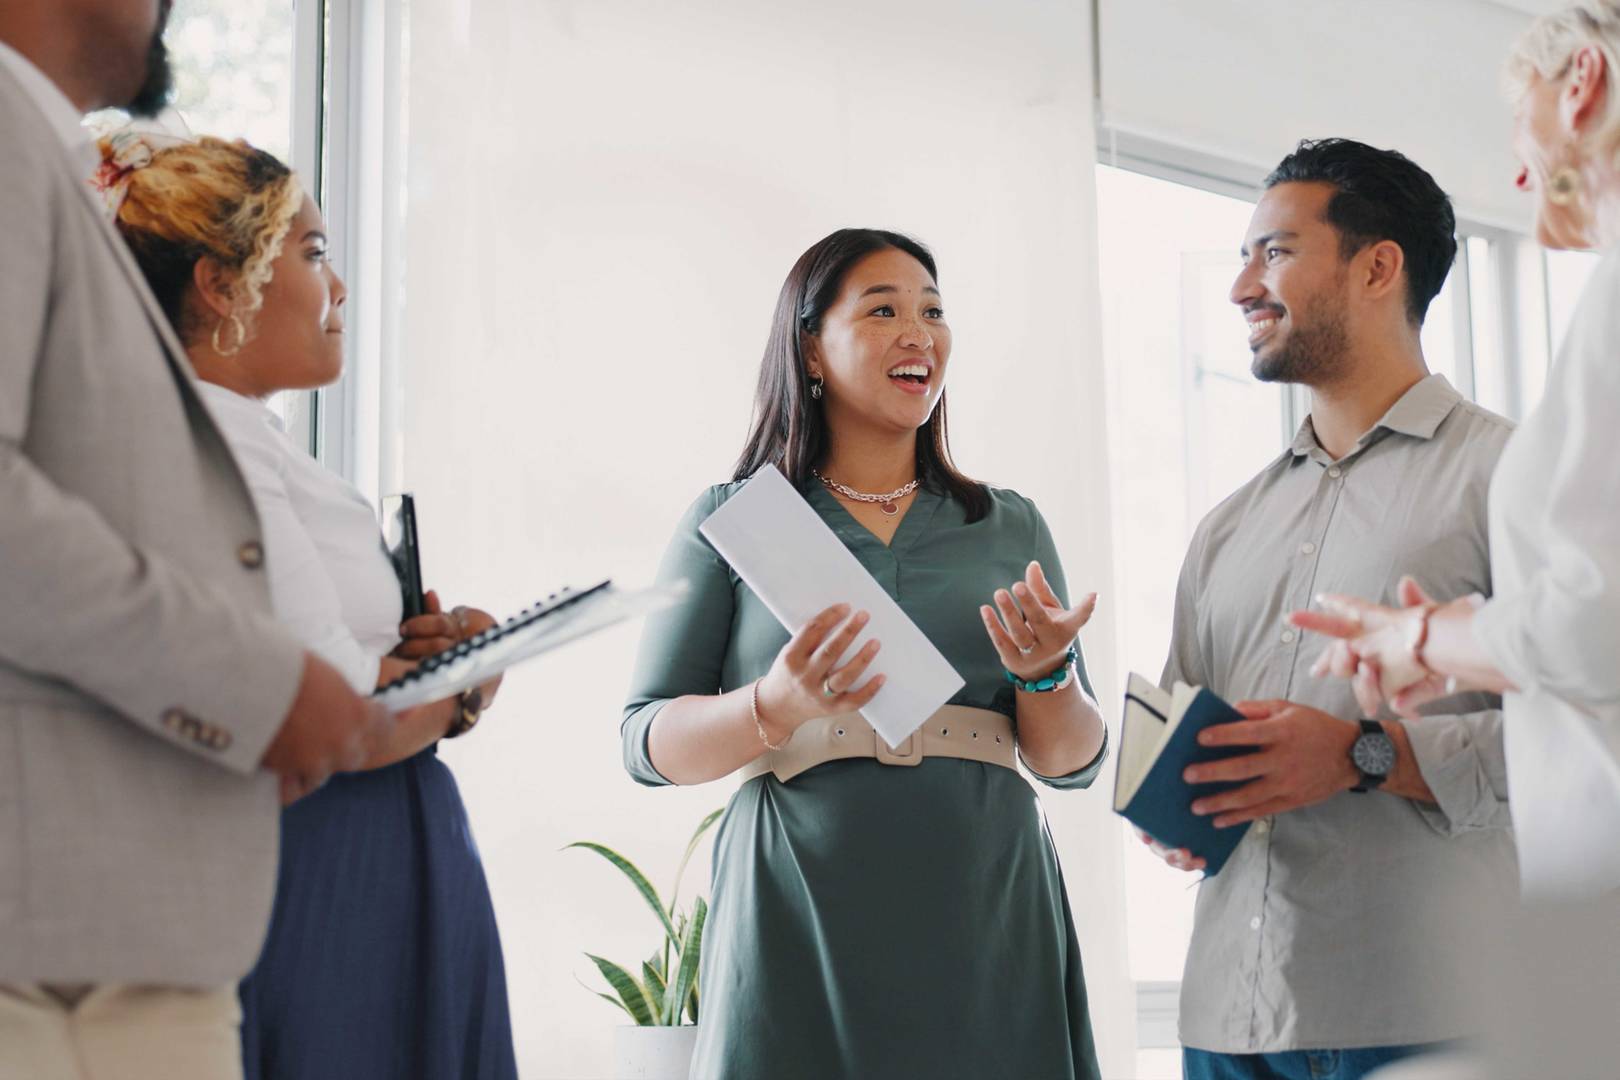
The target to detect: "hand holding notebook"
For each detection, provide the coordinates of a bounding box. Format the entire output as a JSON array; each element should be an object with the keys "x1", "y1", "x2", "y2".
[
  {"x1": 1114, "y1": 673, "x2": 1256, "y2": 875},
  {"x1": 373, "y1": 581, "x2": 685, "y2": 711},
  {"x1": 370, "y1": 492, "x2": 683, "y2": 712}
]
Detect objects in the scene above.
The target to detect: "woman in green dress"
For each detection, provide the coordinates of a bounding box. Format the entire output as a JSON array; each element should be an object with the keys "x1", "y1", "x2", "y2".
[{"x1": 621, "y1": 228, "x2": 1109, "y2": 1079}]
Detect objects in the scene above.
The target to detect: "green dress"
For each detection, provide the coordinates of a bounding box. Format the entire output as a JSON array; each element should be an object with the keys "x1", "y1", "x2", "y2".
[{"x1": 622, "y1": 479, "x2": 1107, "y2": 1080}]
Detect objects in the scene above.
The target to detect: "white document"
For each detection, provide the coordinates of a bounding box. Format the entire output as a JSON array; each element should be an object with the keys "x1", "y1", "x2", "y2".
[{"x1": 698, "y1": 465, "x2": 964, "y2": 746}]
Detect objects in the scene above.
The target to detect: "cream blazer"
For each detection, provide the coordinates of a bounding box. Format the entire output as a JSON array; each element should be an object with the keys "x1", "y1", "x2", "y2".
[{"x1": 0, "y1": 58, "x2": 304, "y2": 986}]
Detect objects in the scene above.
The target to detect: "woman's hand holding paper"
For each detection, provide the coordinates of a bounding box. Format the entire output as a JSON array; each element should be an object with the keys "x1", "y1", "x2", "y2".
[{"x1": 754, "y1": 603, "x2": 887, "y2": 745}]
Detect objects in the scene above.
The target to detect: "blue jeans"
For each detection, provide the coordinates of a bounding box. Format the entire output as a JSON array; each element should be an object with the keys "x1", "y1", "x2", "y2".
[{"x1": 1183, "y1": 1044, "x2": 1438, "y2": 1080}]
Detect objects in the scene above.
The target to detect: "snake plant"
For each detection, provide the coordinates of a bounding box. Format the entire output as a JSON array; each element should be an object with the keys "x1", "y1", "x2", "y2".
[{"x1": 568, "y1": 807, "x2": 723, "y2": 1026}]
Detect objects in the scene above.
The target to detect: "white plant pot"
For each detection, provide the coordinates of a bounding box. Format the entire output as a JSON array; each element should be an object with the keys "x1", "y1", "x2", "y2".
[{"x1": 613, "y1": 1025, "x2": 698, "y2": 1080}]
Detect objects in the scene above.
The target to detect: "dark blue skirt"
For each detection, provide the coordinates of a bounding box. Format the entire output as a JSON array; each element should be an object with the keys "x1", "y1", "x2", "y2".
[{"x1": 240, "y1": 748, "x2": 517, "y2": 1080}]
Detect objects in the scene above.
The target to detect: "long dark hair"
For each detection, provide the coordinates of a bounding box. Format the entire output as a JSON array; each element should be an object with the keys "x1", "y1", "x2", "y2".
[{"x1": 732, "y1": 228, "x2": 989, "y2": 523}]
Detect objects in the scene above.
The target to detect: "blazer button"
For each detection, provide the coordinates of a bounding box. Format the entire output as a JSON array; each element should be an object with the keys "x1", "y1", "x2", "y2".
[
  {"x1": 237, "y1": 540, "x2": 265, "y2": 569},
  {"x1": 162, "y1": 708, "x2": 187, "y2": 733}
]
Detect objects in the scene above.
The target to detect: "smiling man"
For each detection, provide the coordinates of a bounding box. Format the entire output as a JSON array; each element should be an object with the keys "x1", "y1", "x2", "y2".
[{"x1": 1144, "y1": 139, "x2": 1520, "y2": 1080}]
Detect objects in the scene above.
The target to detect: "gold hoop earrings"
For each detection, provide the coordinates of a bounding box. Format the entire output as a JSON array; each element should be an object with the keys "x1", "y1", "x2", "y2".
[
  {"x1": 1547, "y1": 167, "x2": 1582, "y2": 207},
  {"x1": 212, "y1": 313, "x2": 247, "y2": 357}
]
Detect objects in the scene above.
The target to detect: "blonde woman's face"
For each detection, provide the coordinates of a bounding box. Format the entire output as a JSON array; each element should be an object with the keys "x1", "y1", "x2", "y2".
[{"x1": 242, "y1": 196, "x2": 348, "y2": 392}]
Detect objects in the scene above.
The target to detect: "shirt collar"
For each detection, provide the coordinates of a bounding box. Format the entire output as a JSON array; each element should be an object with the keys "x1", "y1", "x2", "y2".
[
  {"x1": 0, "y1": 40, "x2": 96, "y2": 169},
  {"x1": 1290, "y1": 373, "x2": 1462, "y2": 459},
  {"x1": 195, "y1": 380, "x2": 287, "y2": 436}
]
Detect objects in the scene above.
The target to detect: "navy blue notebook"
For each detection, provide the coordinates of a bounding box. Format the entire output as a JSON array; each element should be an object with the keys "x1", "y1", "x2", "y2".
[{"x1": 1113, "y1": 673, "x2": 1254, "y2": 875}]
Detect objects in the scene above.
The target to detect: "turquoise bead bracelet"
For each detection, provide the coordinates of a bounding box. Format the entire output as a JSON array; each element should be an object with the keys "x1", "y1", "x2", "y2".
[{"x1": 1005, "y1": 645, "x2": 1079, "y2": 693}]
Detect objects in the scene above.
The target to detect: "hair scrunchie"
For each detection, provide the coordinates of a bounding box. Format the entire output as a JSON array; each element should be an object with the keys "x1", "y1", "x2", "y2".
[{"x1": 89, "y1": 117, "x2": 192, "y2": 220}]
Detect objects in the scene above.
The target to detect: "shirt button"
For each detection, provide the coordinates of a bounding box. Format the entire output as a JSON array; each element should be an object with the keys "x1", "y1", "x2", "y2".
[
  {"x1": 1328, "y1": 466, "x2": 1343, "y2": 479},
  {"x1": 1254, "y1": 817, "x2": 1271, "y2": 835},
  {"x1": 1250, "y1": 916, "x2": 1262, "y2": 930},
  {"x1": 1300, "y1": 541, "x2": 1316, "y2": 555},
  {"x1": 237, "y1": 540, "x2": 265, "y2": 569},
  {"x1": 1280, "y1": 629, "x2": 1297, "y2": 645}
]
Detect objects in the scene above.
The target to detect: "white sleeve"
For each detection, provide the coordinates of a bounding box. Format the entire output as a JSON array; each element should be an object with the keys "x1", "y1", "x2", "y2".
[
  {"x1": 228, "y1": 419, "x2": 382, "y2": 695},
  {"x1": 1473, "y1": 260, "x2": 1620, "y2": 710}
]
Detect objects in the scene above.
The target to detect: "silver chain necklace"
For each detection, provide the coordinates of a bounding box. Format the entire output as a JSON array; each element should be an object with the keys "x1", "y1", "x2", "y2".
[{"x1": 813, "y1": 469, "x2": 921, "y2": 516}]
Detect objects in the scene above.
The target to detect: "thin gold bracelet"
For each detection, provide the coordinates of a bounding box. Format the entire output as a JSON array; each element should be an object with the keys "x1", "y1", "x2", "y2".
[{"x1": 750, "y1": 679, "x2": 787, "y2": 751}]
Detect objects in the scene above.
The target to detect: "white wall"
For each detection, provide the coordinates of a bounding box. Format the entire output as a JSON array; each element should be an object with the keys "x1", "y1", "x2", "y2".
[
  {"x1": 1099, "y1": 0, "x2": 1538, "y2": 230},
  {"x1": 372, "y1": 1, "x2": 1133, "y2": 1076}
]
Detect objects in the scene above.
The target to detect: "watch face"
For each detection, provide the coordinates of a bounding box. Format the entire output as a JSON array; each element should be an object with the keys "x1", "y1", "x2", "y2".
[{"x1": 1353, "y1": 732, "x2": 1397, "y2": 776}]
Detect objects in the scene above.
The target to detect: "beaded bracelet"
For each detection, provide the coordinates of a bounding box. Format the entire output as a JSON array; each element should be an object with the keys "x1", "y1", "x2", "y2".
[{"x1": 1005, "y1": 645, "x2": 1079, "y2": 693}]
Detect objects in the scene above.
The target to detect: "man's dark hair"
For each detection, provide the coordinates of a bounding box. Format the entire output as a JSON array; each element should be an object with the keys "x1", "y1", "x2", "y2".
[
  {"x1": 1264, "y1": 138, "x2": 1457, "y2": 326},
  {"x1": 126, "y1": 0, "x2": 174, "y2": 117}
]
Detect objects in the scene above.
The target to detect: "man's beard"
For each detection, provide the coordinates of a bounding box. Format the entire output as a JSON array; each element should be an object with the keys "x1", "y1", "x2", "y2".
[
  {"x1": 1251, "y1": 293, "x2": 1351, "y2": 386},
  {"x1": 124, "y1": 3, "x2": 174, "y2": 117}
]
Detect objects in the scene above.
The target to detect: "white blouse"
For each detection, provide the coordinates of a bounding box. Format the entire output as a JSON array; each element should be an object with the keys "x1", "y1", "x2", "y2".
[
  {"x1": 198, "y1": 384, "x2": 403, "y2": 696},
  {"x1": 1472, "y1": 248, "x2": 1620, "y2": 899}
]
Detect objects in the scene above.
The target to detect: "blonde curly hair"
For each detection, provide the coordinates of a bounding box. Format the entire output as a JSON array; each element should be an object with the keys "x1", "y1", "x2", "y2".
[
  {"x1": 107, "y1": 135, "x2": 304, "y2": 348},
  {"x1": 1506, "y1": 1, "x2": 1620, "y2": 168}
]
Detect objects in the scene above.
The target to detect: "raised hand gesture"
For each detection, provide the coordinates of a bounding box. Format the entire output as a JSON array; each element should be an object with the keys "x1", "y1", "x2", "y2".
[
  {"x1": 1291, "y1": 576, "x2": 1448, "y2": 718},
  {"x1": 979, "y1": 561, "x2": 1098, "y2": 682}
]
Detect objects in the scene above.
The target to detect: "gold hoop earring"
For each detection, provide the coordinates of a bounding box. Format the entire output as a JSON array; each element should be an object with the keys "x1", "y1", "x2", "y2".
[
  {"x1": 212, "y1": 314, "x2": 247, "y2": 357},
  {"x1": 1547, "y1": 167, "x2": 1582, "y2": 207}
]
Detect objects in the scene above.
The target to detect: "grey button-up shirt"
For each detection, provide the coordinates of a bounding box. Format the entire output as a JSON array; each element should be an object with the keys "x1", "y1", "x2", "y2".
[{"x1": 1164, "y1": 375, "x2": 1520, "y2": 1053}]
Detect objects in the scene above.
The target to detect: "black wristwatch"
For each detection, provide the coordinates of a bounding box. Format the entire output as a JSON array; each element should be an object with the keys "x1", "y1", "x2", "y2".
[{"x1": 1350, "y1": 718, "x2": 1395, "y2": 793}]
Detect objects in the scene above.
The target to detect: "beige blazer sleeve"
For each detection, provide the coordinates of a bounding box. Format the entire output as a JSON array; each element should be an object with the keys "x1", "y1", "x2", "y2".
[{"x1": 0, "y1": 84, "x2": 302, "y2": 775}]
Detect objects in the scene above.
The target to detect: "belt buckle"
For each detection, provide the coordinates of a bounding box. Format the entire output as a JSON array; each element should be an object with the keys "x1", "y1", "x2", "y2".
[{"x1": 874, "y1": 730, "x2": 923, "y2": 767}]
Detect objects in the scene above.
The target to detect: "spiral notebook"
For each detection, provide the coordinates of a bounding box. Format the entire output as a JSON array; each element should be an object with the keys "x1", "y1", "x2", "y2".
[{"x1": 372, "y1": 580, "x2": 686, "y2": 712}]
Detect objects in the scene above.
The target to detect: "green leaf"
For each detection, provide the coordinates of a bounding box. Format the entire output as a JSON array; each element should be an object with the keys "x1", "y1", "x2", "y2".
[
  {"x1": 594, "y1": 990, "x2": 633, "y2": 1020},
  {"x1": 663, "y1": 896, "x2": 708, "y2": 1024},
  {"x1": 574, "y1": 974, "x2": 634, "y2": 1021},
  {"x1": 668, "y1": 807, "x2": 724, "y2": 912},
  {"x1": 566, "y1": 842, "x2": 679, "y2": 943},
  {"x1": 646, "y1": 948, "x2": 666, "y2": 980},
  {"x1": 586, "y1": 953, "x2": 656, "y2": 1026},
  {"x1": 642, "y1": 959, "x2": 667, "y2": 1004},
  {"x1": 686, "y1": 981, "x2": 700, "y2": 1024}
]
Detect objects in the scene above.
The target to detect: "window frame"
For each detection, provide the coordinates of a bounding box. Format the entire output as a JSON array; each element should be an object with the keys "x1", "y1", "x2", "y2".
[
  {"x1": 278, "y1": 0, "x2": 324, "y2": 459},
  {"x1": 285, "y1": 0, "x2": 375, "y2": 486}
]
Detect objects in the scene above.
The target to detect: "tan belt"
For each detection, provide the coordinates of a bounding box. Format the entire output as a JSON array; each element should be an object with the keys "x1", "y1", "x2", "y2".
[{"x1": 737, "y1": 705, "x2": 1016, "y2": 784}]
